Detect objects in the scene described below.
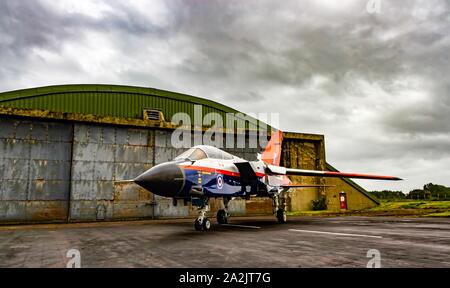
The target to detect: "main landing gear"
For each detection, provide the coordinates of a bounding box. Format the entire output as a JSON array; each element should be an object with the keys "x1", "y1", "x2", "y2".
[
  {"x1": 276, "y1": 208, "x2": 287, "y2": 224},
  {"x1": 217, "y1": 197, "x2": 230, "y2": 225},
  {"x1": 273, "y1": 194, "x2": 287, "y2": 224}
]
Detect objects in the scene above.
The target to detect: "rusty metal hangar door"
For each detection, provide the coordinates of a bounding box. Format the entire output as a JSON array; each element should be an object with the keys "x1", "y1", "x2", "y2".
[
  {"x1": 0, "y1": 118, "x2": 157, "y2": 223},
  {"x1": 0, "y1": 118, "x2": 73, "y2": 222}
]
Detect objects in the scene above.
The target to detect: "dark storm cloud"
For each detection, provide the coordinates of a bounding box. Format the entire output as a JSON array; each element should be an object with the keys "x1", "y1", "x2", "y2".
[
  {"x1": 0, "y1": 0, "x2": 449, "y2": 191},
  {"x1": 0, "y1": 1, "x2": 68, "y2": 54},
  {"x1": 0, "y1": 0, "x2": 165, "y2": 55}
]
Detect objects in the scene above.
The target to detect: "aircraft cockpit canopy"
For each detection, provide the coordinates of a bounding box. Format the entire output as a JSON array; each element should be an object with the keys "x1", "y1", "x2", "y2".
[
  {"x1": 174, "y1": 147, "x2": 207, "y2": 161},
  {"x1": 173, "y1": 146, "x2": 234, "y2": 161}
]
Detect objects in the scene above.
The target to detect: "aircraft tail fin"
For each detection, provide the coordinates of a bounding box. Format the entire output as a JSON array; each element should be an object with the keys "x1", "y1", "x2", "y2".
[{"x1": 261, "y1": 130, "x2": 283, "y2": 166}]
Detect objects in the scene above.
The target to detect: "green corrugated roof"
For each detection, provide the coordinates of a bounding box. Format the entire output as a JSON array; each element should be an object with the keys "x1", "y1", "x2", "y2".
[
  {"x1": 326, "y1": 163, "x2": 380, "y2": 205},
  {"x1": 0, "y1": 84, "x2": 261, "y2": 126}
]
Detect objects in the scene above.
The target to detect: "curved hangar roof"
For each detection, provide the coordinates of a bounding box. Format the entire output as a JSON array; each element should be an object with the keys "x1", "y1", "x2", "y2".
[
  {"x1": 0, "y1": 84, "x2": 263, "y2": 126},
  {"x1": 0, "y1": 84, "x2": 376, "y2": 203}
]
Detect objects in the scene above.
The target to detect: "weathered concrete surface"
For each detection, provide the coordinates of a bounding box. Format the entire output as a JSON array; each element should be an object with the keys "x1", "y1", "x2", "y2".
[{"x1": 0, "y1": 216, "x2": 448, "y2": 268}]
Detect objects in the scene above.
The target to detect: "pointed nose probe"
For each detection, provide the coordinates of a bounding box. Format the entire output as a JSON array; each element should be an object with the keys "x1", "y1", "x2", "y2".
[{"x1": 134, "y1": 163, "x2": 185, "y2": 197}]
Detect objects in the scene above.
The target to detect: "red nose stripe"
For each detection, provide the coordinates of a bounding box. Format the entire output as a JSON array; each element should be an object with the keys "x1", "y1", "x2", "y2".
[{"x1": 180, "y1": 165, "x2": 266, "y2": 178}]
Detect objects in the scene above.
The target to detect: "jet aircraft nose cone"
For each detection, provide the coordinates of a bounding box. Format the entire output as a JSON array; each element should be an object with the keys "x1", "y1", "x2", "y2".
[{"x1": 134, "y1": 162, "x2": 185, "y2": 197}]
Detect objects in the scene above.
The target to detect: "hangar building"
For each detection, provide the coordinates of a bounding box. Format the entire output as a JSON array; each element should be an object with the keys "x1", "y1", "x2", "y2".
[{"x1": 0, "y1": 85, "x2": 379, "y2": 223}]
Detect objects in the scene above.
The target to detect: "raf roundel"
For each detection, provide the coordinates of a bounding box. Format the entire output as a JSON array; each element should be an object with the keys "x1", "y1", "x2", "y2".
[{"x1": 216, "y1": 174, "x2": 224, "y2": 189}]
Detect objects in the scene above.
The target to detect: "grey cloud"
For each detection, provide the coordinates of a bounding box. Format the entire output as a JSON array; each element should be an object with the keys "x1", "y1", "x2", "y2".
[{"x1": 0, "y1": 0, "x2": 449, "y2": 191}]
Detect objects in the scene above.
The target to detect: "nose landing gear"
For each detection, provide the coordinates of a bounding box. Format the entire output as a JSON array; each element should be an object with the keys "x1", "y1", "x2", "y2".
[
  {"x1": 194, "y1": 217, "x2": 211, "y2": 231},
  {"x1": 194, "y1": 199, "x2": 211, "y2": 231}
]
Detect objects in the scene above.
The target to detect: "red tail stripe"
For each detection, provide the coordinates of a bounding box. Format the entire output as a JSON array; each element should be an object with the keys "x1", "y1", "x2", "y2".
[{"x1": 324, "y1": 171, "x2": 399, "y2": 180}]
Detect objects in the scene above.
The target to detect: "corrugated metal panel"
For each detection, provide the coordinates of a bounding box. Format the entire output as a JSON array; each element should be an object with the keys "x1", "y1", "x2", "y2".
[{"x1": 0, "y1": 85, "x2": 267, "y2": 130}]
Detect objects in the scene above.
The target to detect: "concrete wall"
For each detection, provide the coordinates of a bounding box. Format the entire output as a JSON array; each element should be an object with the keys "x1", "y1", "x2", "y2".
[
  {"x1": 324, "y1": 177, "x2": 378, "y2": 211},
  {"x1": 281, "y1": 133, "x2": 378, "y2": 211},
  {"x1": 282, "y1": 135, "x2": 326, "y2": 211}
]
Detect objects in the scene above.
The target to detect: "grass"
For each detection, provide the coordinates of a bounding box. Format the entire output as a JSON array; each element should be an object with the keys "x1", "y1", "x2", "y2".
[
  {"x1": 372, "y1": 200, "x2": 450, "y2": 210},
  {"x1": 287, "y1": 200, "x2": 450, "y2": 218}
]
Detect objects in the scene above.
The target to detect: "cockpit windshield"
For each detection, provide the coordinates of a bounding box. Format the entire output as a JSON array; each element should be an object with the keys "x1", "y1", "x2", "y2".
[{"x1": 174, "y1": 148, "x2": 207, "y2": 161}]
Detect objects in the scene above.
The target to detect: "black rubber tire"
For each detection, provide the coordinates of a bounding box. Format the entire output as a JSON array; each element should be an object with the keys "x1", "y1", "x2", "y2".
[
  {"x1": 194, "y1": 219, "x2": 203, "y2": 231},
  {"x1": 276, "y1": 209, "x2": 287, "y2": 224},
  {"x1": 217, "y1": 209, "x2": 228, "y2": 224},
  {"x1": 202, "y1": 218, "x2": 211, "y2": 231}
]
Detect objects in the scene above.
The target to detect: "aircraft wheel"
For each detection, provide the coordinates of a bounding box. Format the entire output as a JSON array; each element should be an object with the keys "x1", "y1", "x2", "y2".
[
  {"x1": 194, "y1": 219, "x2": 203, "y2": 231},
  {"x1": 202, "y1": 218, "x2": 211, "y2": 231},
  {"x1": 276, "y1": 209, "x2": 287, "y2": 224},
  {"x1": 217, "y1": 209, "x2": 228, "y2": 224}
]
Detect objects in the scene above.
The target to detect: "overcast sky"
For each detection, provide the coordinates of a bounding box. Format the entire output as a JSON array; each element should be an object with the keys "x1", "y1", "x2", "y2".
[{"x1": 0, "y1": 0, "x2": 449, "y2": 192}]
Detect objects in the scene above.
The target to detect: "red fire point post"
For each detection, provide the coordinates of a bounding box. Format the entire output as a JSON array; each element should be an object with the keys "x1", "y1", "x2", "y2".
[{"x1": 339, "y1": 192, "x2": 347, "y2": 210}]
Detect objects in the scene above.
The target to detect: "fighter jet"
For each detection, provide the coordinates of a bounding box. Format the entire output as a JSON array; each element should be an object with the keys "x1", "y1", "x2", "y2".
[{"x1": 130, "y1": 130, "x2": 401, "y2": 231}]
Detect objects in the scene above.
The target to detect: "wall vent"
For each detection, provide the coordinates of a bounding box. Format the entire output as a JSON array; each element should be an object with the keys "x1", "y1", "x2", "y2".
[{"x1": 143, "y1": 109, "x2": 165, "y2": 121}]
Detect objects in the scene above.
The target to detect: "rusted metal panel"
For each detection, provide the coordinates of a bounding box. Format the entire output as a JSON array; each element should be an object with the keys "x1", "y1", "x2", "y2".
[
  {"x1": 0, "y1": 180, "x2": 28, "y2": 200},
  {"x1": 0, "y1": 119, "x2": 72, "y2": 223},
  {"x1": 112, "y1": 182, "x2": 154, "y2": 219},
  {"x1": 1, "y1": 139, "x2": 30, "y2": 159},
  {"x1": 25, "y1": 201, "x2": 68, "y2": 221},
  {"x1": 155, "y1": 197, "x2": 190, "y2": 217},
  {"x1": 155, "y1": 130, "x2": 169, "y2": 147},
  {"x1": 154, "y1": 147, "x2": 176, "y2": 164},
  {"x1": 112, "y1": 202, "x2": 155, "y2": 219},
  {"x1": 28, "y1": 180, "x2": 69, "y2": 201},
  {"x1": 71, "y1": 181, "x2": 114, "y2": 201},
  {"x1": 0, "y1": 200, "x2": 68, "y2": 222},
  {"x1": 30, "y1": 160, "x2": 70, "y2": 181},
  {"x1": 69, "y1": 200, "x2": 113, "y2": 221},
  {"x1": 115, "y1": 145, "x2": 153, "y2": 163},
  {"x1": 93, "y1": 163, "x2": 115, "y2": 181},
  {"x1": 2, "y1": 159, "x2": 30, "y2": 180},
  {"x1": 0, "y1": 118, "x2": 16, "y2": 138},
  {"x1": 114, "y1": 163, "x2": 152, "y2": 181},
  {"x1": 0, "y1": 201, "x2": 27, "y2": 221},
  {"x1": 69, "y1": 124, "x2": 155, "y2": 221},
  {"x1": 128, "y1": 129, "x2": 150, "y2": 146}
]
